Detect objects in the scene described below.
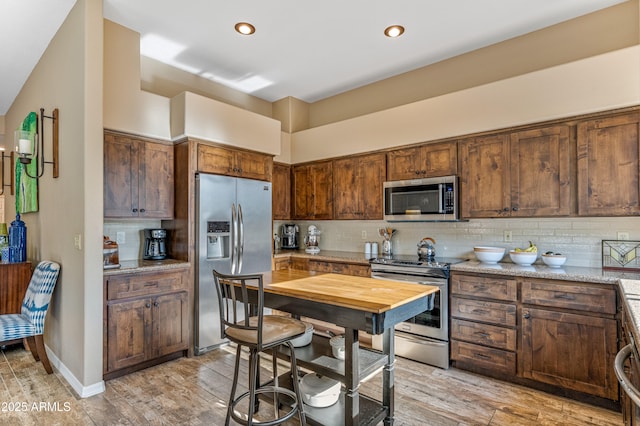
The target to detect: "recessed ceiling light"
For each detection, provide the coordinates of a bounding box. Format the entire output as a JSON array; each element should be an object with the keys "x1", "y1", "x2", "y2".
[
  {"x1": 384, "y1": 25, "x2": 405, "y2": 38},
  {"x1": 235, "y1": 22, "x2": 256, "y2": 35}
]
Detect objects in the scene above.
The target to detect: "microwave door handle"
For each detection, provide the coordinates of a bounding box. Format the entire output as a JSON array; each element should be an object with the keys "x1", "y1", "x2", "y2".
[{"x1": 438, "y1": 183, "x2": 445, "y2": 214}]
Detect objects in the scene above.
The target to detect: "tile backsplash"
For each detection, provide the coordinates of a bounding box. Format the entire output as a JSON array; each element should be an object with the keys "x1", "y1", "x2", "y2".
[
  {"x1": 276, "y1": 217, "x2": 640, "y2": 268},
  {"x1": 104, "y1": 220, "x2": 162, "y2": 261}
]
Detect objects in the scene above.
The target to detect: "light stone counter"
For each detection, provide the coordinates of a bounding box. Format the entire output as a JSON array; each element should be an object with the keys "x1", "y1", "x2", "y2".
[
  {"x1": 451, "y1": 260, "x2": 640, "y2": 285},
  {"x1": 103, "y1": 258, "x2": 190, "y2": 276},
  {"x1": 273, "y1": 249, "x2": 372, "y2": 265}
]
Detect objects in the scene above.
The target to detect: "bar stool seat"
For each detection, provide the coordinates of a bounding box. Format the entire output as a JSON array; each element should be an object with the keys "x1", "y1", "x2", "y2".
[{"x1": 213, "y1": 270, "x2": 307, "y2": 426}]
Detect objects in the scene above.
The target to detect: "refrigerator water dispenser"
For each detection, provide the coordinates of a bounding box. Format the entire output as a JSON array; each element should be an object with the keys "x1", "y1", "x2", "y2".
[{"x1": 207, "y1": 221, "x2": 230, "y2": 259}]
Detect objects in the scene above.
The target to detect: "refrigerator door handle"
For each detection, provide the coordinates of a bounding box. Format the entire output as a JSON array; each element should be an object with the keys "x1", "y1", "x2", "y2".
[
  {"x1": 238, "y1": 204, "x2": 244, "y2": 273},
  {"x1": 231, "y1": 203, "x2": 238, "y2": 274}
]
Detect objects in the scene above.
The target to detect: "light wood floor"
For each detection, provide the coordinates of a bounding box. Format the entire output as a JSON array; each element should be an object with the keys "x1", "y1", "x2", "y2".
[{"x1": 0, "y1": 343, "x2": 624, "y2": 425}]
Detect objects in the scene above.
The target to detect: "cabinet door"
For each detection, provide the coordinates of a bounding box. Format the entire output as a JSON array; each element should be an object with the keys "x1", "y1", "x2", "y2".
[
  {"x1": 577, "y1": 112, "x2": 640, "y2": 216},
  {"x1": 235, "y1": 150, "x2": 273, "y2": 181},
  {"x1": 153, "y1": 292, "x2": 189, "y2": 358},
  {"x1": 510, "y1": 125, "x2": 571, "y2": 216},
  {"x1": 292, "y1": 165, "x2": 311, "y2": 219},
  {"x1": 333, "y1": 157, "x2": 360, "y2": 219},
  {"x1": 107, "y1": 298, "x2": 152, "y2": 371},
  {"x1": 197, "y1": 144, "x2": 235, "y2": 175},
  {"x1": 360, "y1": 153, "x2": 386, "y2": 219},
  {"x1": 459, "y1": 134, "x2": 511, "y2": 218},
  {"x1": 104, "y1": 133, "x2": 139, "y2": 217},
  {"x1": 386, "y1": 146, "x2": 423, "y2": 181},
  {"x1": 139, "y1": 142, "x2": 174, "y2": 219},
  {"x1": 272, "y1": 163, "x2": 291, "y2": 220},
  {"x1": 521, "y1": 308, "x2": 618, "y2": 400},
  {"x1": 422, "y1": 141, "x2": 458, "y2": 177},
  {"x1": 310, "y1": 162, "x2": 333, "y2": 220}
]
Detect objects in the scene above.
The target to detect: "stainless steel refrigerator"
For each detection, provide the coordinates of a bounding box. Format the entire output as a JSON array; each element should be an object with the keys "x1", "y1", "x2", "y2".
[{"x1": 195, "y1": 173, "x2": 272, "y2": 355}]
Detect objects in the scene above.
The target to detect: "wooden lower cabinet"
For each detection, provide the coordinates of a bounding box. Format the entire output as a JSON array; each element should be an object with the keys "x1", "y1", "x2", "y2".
[
  {"x1": 450, "y1": 273, "x2": 517, "y2": 376},
  {"x1": 104, "y1": 268, "x2": 189, "y2": 379},
  {"x1": 451, "y1": 272, "x2": 620, "y2": 405},
  {"x1": 0, "y1": 262, "x2": 31, "y2": 314}
]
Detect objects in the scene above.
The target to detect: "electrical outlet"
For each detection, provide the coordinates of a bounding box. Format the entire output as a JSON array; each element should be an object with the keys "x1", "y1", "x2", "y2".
[
  {"x1": 361, "y1": 230, "x2": 367, "y2": 240},
  {"x1": 116, "y1": 231, "x2": 126, "y2": 244},
  {"x1": 618, "y1": 231, "x2": 630, "y2": 240},
  {"x1": 74, "y1": 234, "x2": 82, "y2": 251},
  {"x1": 504, "y1": 230, "x2": 512, "y2": 242}
]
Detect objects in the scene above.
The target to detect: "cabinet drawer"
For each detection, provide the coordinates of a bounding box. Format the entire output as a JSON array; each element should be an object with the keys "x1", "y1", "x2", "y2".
[
  {"x1": 451, "y1": 297, "x2": 516, "y2": 326},
  {"x1": 106, "y1": 271, "x2": 185, "y2": 300},
  {"x1": 451, "y1": 274, "x2": 517, "y2": 301},
  {"x1": 308, "y1": 260, "x2": 371, "y2": 277},
  {"x1": 451, "y1": 340, "x2": 516, "y2": 375},
  {"x1": 521, "y1": 280, "x2": 616, "y2": 315},
  {"x1": 451, "y1": 318, "x2": 516, "y2": 351}
]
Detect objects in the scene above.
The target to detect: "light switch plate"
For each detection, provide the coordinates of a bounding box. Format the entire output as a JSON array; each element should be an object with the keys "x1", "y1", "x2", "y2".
[{"x1": 116, "y1": 231, "x2": 126, "y2": 244}]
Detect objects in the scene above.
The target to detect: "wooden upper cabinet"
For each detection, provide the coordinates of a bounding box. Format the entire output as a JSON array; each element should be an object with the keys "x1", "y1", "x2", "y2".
[
  {"x1": 333, "y1": 153, "x2": 386, "y2": 220},
  {"x1": 272, "y1": 163, "x2": 291, "y2": 220},
  {"x1": 459, "y1": 133, "x2": 511, "y2": 218},
  {"x1": 460, "y1": 125, "x2": 571, "y2": 219},
  {"x1": 577, "y1": 111, "x2": 640, "y2": 216},
  {"x1": 292, "y1": 160, "x2": 333, "y2": 220},
  {"x1": 104, "y1": 131, "x2": 174, "y2": 219},
  {"x1": 387, "y1": 141, "x2": 457, "y2": 181},
  {"x1": 510, "y1": 125, "x2": 571, "y2": 217},
  {"x1": 197, "y1": 143, "x2": 273, "y2": 181}
]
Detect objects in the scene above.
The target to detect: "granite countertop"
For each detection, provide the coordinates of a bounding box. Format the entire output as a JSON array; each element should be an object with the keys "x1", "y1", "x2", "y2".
[
  {"x1": 619, "y1": 279, "x2": 640, "y2": 338},
  {"x1": 274, "y1": 249, "x2": 372, "y2": 265},
  {"x1": 103, "y1": 258, "x2": 190, "y2": 276},
  {"x1": 452, "y1": 260, "x2": 640, "y2": 285}
]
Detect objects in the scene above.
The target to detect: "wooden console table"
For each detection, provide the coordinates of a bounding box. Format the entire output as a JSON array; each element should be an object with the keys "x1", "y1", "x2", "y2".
[{"x1": 0, "y1": 262, "x2": 31, "y2": 314}]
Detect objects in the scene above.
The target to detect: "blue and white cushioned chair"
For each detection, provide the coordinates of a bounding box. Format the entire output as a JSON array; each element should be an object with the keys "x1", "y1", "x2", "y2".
[{"x1": 0, "y1": 261, "x2": 60, "y2": 374}]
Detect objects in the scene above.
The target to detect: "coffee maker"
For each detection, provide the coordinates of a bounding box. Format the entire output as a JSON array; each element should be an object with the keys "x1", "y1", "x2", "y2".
[
  {"x1": 280, "y1": 224, "x2": 299, "y2": 249},
  {"x1": 143, "y1": 229, "x2": 168, "y2": 260}
]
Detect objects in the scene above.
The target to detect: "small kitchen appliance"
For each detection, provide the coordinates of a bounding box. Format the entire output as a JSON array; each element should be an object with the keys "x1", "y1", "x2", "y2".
[
  {"x1": 280, "y1": 223, "x2": 299, "y2": 249},
  {"x1": 143, "y1": 228, "x2": 168, "y2": 260},
  {"x1": 103, "y1": 236, "x2": 120, "y2": 269},
  {"x1": 304, "y1": 225, "x2": 321, "y2": 254}
]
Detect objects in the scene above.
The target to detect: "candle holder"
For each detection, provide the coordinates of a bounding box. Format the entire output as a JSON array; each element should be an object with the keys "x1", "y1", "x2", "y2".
[{"x1": 14, "y1": 108, "x2": 59, "y2": 179}]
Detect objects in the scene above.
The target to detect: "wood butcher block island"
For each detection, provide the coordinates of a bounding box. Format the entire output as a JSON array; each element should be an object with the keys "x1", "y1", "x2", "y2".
[{"x1": 231, "y1": 270, "x2": 438, "y2": 426}]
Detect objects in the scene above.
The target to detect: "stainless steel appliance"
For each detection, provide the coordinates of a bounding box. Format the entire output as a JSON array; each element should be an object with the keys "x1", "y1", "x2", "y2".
[
  {"x1": 143, "y1": 228, "x2": 168, "y2": 260},
  {"x1": 384, "y1": 175, "x2": 458, "y2": 222},
  {"x1": 370, "y1": 255, "x2": 462, "y2": 368},
  {"x1": 195, "y1": 173, "x2": 272, "y2": 355},
  {"x1": 303, "y1": 224, "x2": 321, "y2": 254},
  {"x1": 280, "y1": 223, "x2": 299, "y2": 249}
]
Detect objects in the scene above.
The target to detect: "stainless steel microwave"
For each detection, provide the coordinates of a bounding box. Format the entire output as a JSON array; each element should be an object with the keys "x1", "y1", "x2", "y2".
[{"x1": 383, "y1": 176, "x2": 458, "y2": 221}]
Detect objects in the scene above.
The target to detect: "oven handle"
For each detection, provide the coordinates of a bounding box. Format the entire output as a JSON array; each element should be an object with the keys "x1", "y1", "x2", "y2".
[{"x1": 370, "y1": 272, "x2": 446, "y2": 287}]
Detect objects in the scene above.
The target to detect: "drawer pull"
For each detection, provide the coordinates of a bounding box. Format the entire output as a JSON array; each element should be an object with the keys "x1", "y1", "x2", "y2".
[
  {"x1": 474, "y1": 353, "x2": 491, "y2": 360},
  {"x1": 145, "y1": 302, "x2": 151, "y2": 308},
  {"x1": 475, "y1": 285, "x2": 487, "y2": 291},
  {"x1": 474, "y1": 331, "x2": 491, "y2": 338},
  {"x1": 523, "y1": 312, "x2": 531, "y2": 319},
  {"x1": 554, "y1": 293, "x2": 575, "y2": 300},
  {"x1": 472, "y1": 309, "x2": 488, "y2": 315},
  {"x1": 144, "y1": 282, "x2": 159, "y2": 287}
]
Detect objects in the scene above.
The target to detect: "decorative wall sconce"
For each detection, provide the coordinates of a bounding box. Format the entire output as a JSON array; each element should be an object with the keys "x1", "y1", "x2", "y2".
[
  {"x1": 0, "y1": 150, "x2": 14, "y2": 195},
  {"x1": 15, "y1": 108, "x2": 59, "y2": 179}
]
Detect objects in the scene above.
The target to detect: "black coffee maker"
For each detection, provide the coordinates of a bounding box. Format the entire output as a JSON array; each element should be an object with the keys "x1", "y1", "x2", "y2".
[{"x1": 143, "y1": 229, "x2": 168, "y2": 260}]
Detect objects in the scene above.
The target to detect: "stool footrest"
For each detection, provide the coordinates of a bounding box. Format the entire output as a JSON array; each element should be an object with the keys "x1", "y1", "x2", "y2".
[{"x1": 230, "y1": 386, "x2": 300, "y2": 426}]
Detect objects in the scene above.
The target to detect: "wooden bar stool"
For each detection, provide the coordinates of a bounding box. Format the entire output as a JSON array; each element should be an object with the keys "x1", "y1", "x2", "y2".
[{"x1": 213, "y1": 270, "x2": 307, "y2": 426}]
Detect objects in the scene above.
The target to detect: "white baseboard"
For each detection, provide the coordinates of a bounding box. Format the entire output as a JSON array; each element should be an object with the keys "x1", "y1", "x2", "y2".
[{"x1": 46, "y1": 345, "x2": 105, "y2": 398}]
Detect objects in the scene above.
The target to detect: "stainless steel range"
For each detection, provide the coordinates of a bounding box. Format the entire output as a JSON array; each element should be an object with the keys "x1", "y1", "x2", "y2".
[{"x1": 370, "y1": 255, "x2": 462, "y2": 369}]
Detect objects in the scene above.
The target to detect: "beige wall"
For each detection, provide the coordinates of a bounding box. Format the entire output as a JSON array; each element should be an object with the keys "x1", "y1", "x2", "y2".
[
  {"x1": 5, "y1": 0, "x2": 105, "y2": 395},
  {"x1": 290, "y1": 46, "x2": 640, "y2": 163},
  {"x1": 309, "y1": 0, "x2": 640, "y2": 127}
]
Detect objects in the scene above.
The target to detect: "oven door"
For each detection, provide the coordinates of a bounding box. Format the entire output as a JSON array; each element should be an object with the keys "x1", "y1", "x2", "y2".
[{"x1": 370, "y1": 271, "x2": 448, "y2": 341}]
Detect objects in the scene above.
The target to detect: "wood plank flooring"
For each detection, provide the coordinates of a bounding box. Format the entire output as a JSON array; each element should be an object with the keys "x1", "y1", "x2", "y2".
[{"x1": 0, "y1": 343, "x2": 623, "y2": 425}]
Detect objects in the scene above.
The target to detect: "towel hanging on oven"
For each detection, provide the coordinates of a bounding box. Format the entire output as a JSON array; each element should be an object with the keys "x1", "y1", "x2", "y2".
[{"x1": 425, "y1": 293, "x2": 435, "y2": 311}]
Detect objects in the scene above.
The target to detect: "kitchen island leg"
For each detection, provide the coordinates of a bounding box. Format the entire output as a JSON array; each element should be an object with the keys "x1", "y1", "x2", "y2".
[
  {"x1": 383, "y1": 327, "x2": 395, "y2": 425},
  {"x1": 344, "y1": 328, "x2": 360, "y2": 425}
]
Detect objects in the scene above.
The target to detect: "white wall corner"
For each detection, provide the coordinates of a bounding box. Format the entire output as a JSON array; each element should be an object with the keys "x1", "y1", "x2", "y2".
[{"x1": 46, "y1": 345, "x2": 105, "y2": 398}]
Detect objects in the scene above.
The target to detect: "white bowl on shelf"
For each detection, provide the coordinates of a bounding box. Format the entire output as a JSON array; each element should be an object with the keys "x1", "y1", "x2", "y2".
[
  {"x1": 473, "y1": 246, "x2": 505, "y2": 264},
  {"x1": 541, "y1": 253, "x2": 567, "y2": 268},
  {"x1": 290, "y1": 322, "x2": 314, "y2": 347},
  {"x1": 509, "y1": 250, "x2": 537, "y2": 266}
]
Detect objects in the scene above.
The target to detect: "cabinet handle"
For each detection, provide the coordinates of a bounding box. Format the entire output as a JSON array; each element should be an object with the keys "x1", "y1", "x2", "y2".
[
  {"x1": 554, "y1": 293, "x2": 575, "y2": 300},
  {"x1": 523, "y1": 312, "x2": 531, "y2": 319},
  {"x1": 145, "y1": 302, "x2": 151, "y2": 308},
  {"x1": 474, "y1": 331, "x2": 491, "y2": 338},
  {"x1": 474, "y1": 353, "x2": 491, "y2": 360},
  {"x1": 132, "y1": 208, "x2": 138, "y2": 212},
  {"x1": 154, "y1": 301, "x2": 159, "y2": 307},
  {"x1": 503, "y1": 207, "x2": 509, "y2": 212},
  {"x1": 472, "y1": 309, "x2": 488, "y2": 315},
  {"x1": 415, "y1": 171, "x2": 420, "y2": 175},
  {"x1": 512, "y1": 206, "x2": 519, "y2": 211},
  {"x1": 140, "y1": 208, "x2": 145, "y2": 213}
]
